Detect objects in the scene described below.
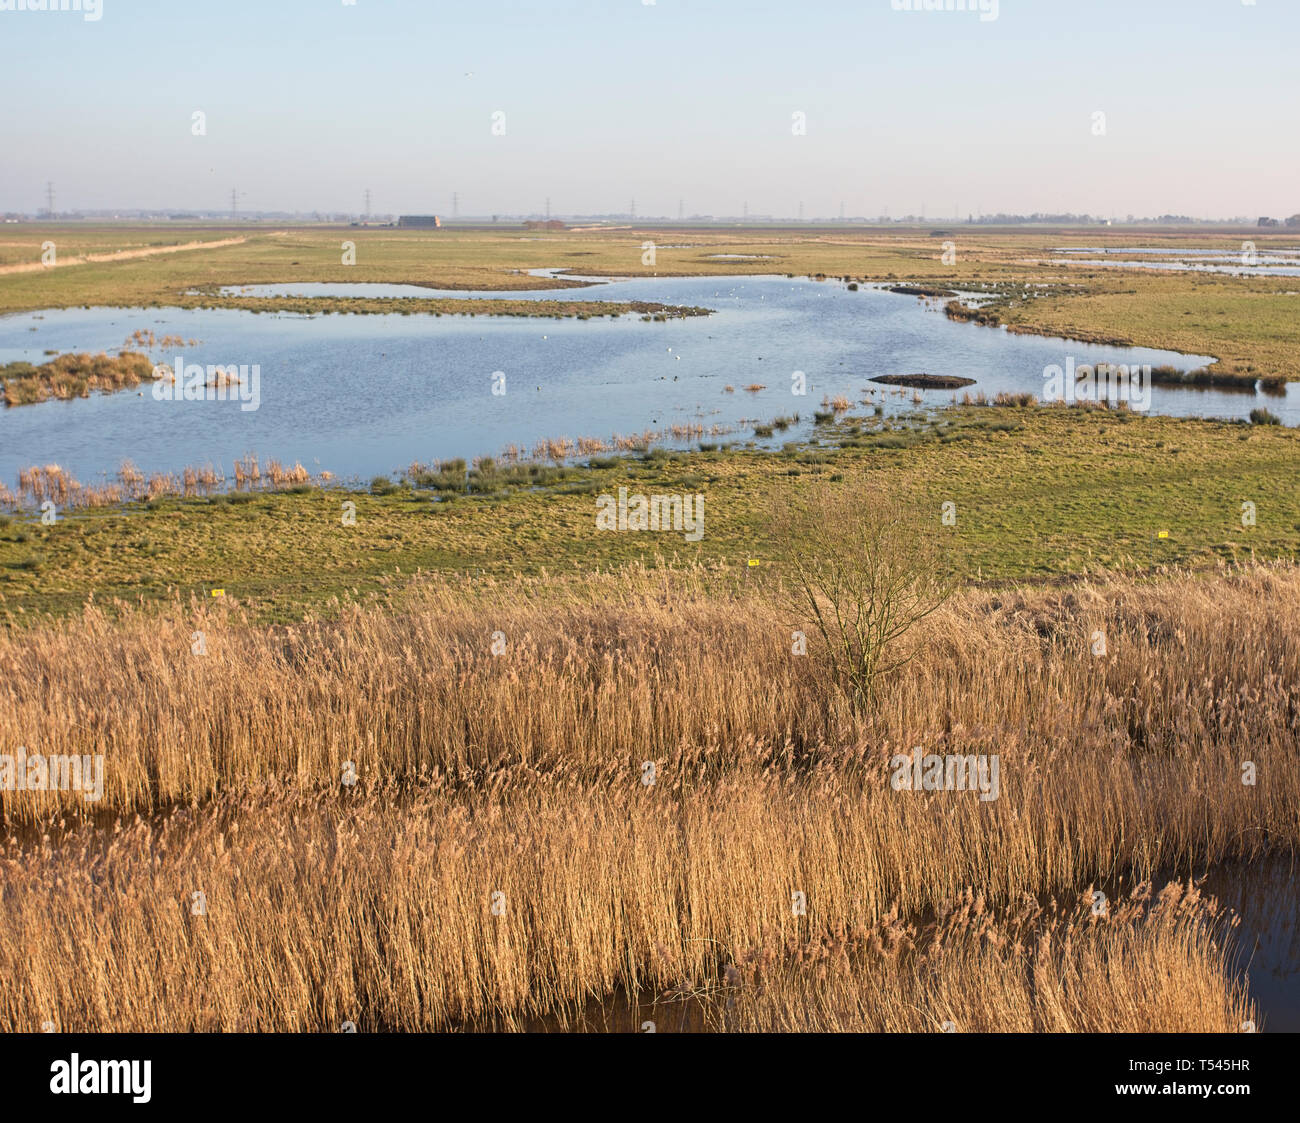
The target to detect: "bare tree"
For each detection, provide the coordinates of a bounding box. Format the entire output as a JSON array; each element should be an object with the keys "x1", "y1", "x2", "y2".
[{"x1": 776, "y1": 483, "x2": 954, "y2": 707}]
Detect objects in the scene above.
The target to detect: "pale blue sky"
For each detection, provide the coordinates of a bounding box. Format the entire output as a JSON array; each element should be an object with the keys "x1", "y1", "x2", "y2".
[{"x1": 2, "y1": 0, "x2": 1297, "y2": 218}]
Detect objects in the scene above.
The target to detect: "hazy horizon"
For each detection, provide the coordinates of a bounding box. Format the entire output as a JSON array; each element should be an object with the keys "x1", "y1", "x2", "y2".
[{"x1": 3, "y1": 0, "x2": 1298, "y2": 219}]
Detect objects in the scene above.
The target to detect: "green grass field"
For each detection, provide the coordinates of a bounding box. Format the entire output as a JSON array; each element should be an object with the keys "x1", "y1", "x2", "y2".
[
  {"x1": 2, "y1": 405, "x2": 1295, "y2": 624},
  {"x1": 2, "y1": 224, "x2": 1298, "y2": 625},
  {"x1": 3, "y1": 222, "x2": 1299, "y2": 381}
]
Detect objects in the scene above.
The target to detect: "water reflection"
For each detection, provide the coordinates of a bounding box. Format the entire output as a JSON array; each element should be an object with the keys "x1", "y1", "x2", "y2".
[
  {"x1": 4, "y1": 275, "x2": 1293, "y2": 488},
  {"x1": 1200, "y1": 855, "x2": 1300, "y2": 1033}
]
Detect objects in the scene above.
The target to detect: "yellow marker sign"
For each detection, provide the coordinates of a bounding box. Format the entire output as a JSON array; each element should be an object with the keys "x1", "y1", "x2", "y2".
[
  {"x1": 211, "y1": 589, "x2": 225, "y2": 597},
  {"x1": 1157, "y1": 531, "x2": 1169, "y2": 539},
  {"x1": 747, "y1": 559, "x2": 760, "y2": 568}
]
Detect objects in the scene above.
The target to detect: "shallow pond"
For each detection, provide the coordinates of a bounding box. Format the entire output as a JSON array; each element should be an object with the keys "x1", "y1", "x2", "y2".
[
  {"x1": 4, "y1": 273, "x2": 1291, "y2": 487},
  {"x1": 1052, "y1": 246, "x2": 1300, "y2": 277}
]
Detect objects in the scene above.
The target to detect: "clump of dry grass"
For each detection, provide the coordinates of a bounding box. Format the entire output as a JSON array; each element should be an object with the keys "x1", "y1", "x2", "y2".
[
  {"x1": 6, "y1": 456, "x2": 304, "y2": 510},
  {"x1": 994, "y1": 391, "x2": 1036, "y2": 407},
  {"x1": 17, "y1": 464, "x2": 72, "y2": 505},
  {"x1": 533, "y1": 436, "x2": 575, "y2": 463},
  {"x1": 668, "y1": 423, "x2": 705, "y2": 439},
  {"x1": 233, "y1": 454, "x2": 260, "y2": 488},
  {"x1": 181, "y1": 463, "x2": 223, "y2": 496},
  {"x1": 14, "y1": 465, "x2": 124, "y2": 509},
  {"x1": 264, "y1": 459, "x2": 310, "y2": 487},
  {"x1": 0, "y1": 351, "x2": 156, "y2": 407}
]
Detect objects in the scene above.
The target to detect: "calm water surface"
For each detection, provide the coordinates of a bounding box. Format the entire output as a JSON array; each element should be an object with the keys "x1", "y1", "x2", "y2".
[
  {"x1": 1052, "y1": 246, "x2": 1300, "y2": 277},
  {"x1": 1201, "y1": 855, "x2": 1300, "y2": 1033},
  {"x1": 3, "y1": 274, "x2": 1292, "y2": 487}
]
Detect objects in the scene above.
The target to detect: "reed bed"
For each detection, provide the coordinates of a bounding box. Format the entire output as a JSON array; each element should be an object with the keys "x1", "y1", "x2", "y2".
[
  {"x1": 0, "y1": 562, "x2": 1294, "y2": 1030},
  {"x1": 536, "y1": 881, "x2": 1255, "y2": 1033},
  {"x1": 2, "y1": 563, "x2": 1297, "y2": 838},
  {"x1": 3, "y1": 456, "x2": 311, "y2": 511},
  {"x1": 703, "y1": 881, "x2": 1255, "y2": 1033},
  {"x1": 0, "y1": 779, "x2": 1257, "y2": 1032}
]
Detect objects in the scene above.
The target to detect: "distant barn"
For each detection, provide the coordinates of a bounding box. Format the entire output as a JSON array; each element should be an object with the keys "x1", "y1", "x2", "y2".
[{"x1": 398, "y1": 215, "x2": 442, "y2": 228}]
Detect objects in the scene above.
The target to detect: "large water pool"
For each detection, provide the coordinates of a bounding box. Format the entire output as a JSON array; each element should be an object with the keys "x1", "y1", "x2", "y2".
[{"x1": 3, "y1": 273, "x2": 1286, "y2": 487}]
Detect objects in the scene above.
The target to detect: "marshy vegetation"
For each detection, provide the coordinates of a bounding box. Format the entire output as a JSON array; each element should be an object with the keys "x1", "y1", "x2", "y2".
[
  {"x1": 0, "y1": 455, "x2": 311, "y2": 511},
  {"x1": 181, "y1": 291, "x2": 714, "y2": 322},
  {"x1": 1148, "y1": 364, "x2": 1286, "y2": 392},
  {"x1": 0, "y1": 556, "x2": 1292, "y2": 1029},
  {"x1": 2, "y1": 226, "x2": 1298, "y2": 1032},
  {"x1": 0, "y1": 350, "x2": 155, "y2": 407},
  {"x1": 2, "y1": 405, "x2": 1299, "y2": 623}
]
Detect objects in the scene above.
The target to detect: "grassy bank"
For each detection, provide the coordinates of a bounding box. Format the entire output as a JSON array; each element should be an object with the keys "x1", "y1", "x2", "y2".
[
  {"x1": 1, "y1": 406, "x2": 1297, "y2": 624},
  {"x1": 175, "y1": 292, "x2": 714, "y2": 321}
]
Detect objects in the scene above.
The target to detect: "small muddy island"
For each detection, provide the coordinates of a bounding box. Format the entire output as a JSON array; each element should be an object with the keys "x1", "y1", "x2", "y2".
[{"x1": 871, "y1": 373, "x2": 977, "y2": 390}]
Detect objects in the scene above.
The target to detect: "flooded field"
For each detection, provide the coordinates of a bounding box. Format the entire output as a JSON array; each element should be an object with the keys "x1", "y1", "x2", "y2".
[
  {"x1": 1051, "y1": 246, "x2": 1300, "y2": 277},
  {"x1": 4, "y1": 273, "x2": 1280, "y2": 487}
]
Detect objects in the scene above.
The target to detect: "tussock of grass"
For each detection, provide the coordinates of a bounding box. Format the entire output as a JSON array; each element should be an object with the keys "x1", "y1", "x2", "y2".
[{"x1": 1, "y1": 351, "x2": 155, "y2": 407}]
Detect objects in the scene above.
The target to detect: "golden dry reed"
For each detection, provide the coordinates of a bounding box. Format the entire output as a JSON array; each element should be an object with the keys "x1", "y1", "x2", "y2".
[
  {"x1": 3, "y1": 457, "x2": 310, "y2": 511},
  {"x1": 0, "y1": 779, "x2": 1257, "y2": 1032},
  {"x1": 0, "y1": 562, "x2": 1294, "y2": 1030},
  {"x1": 538, "y1": 881, "x2": 1255, "y2": 1033},
  {"x1": 705, "y1": 882, "x2": 1255, "y2": 1033}
]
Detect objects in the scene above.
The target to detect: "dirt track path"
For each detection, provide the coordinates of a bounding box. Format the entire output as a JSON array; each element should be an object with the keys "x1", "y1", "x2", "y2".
[{"x1": 0, "y1": 233, "x2": 284, "y2": 276}]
